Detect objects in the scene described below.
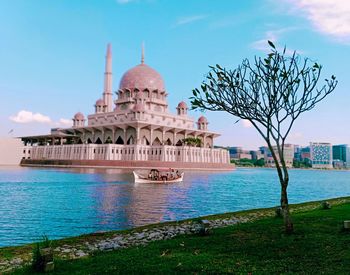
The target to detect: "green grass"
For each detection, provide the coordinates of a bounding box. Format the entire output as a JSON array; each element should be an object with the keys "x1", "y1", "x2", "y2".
[{"x1": 14, "y1": 199, "x2": 350, "y2": 274}]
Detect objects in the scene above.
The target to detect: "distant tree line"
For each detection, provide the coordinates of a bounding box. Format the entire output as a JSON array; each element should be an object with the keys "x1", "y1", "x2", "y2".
[{"x1": 231, "y1": 158, "x2": 265, "y2": 167}]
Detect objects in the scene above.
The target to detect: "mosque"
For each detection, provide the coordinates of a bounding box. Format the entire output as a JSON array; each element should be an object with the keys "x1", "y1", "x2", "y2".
[{"x1": 20, "y1": 44, "x2": 232, "y2": 170}]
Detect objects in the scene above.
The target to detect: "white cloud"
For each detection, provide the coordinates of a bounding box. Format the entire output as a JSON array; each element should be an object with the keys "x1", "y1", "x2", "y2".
[
  {"x1": 251, "y1": 31, "x2": 278, "y2": 52},
  {"x1": 56, "y1": 118, "x2": 72, "y2": 127},
  {"x1": 9, "y1": 110, "x2": 72, "y2": 127},
  {"x1": 241, "y1": 119, "x2": 253, "y2": 128},
  {"x1": 283, "y1": 0, "x2": 350, "y2": 43},
  {"x1": 9, "y1": 110, "x2": 52, "y2": 124},
  {"x1": 251, "y1": 28, "x2": 302, "y2": 54},
  {"x1": 175, "y1": 15, "x2": 208, "y2": 26}
]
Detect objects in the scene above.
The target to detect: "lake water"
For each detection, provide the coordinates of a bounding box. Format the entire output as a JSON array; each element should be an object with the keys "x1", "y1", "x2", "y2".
[{"x1": 0, "y1": 166, "x2": 350, "y2": 247}]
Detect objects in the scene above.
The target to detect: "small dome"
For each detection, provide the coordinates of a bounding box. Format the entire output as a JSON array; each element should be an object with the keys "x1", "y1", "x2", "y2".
[
  {"x1": 74, "y1": 112, "x2": 84, "y2": 120},
  {"x1": 177, "y1": 101, "x2": 188, "y2": 109},
  {"x1": 119, "y1": 64, "x2": 165, "y2": 91},
  {"x1": 95, "y1": 98, "x2": 104, "y2": 106},
  {"x1": 198, "y1": 116, "x2": 208, "y2": 123},
  {"x1": 133, "y1": 103, "x2": 145, "y2": 112}
]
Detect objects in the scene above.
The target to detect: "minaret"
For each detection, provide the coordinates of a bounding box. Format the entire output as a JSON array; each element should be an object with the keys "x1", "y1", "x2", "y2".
[
  {"x1": 141, "y1": 42, "x2": 145, "y2": 64},
  {"x1": 103, "y1": 43, "x2": 113, "y2": 112}
]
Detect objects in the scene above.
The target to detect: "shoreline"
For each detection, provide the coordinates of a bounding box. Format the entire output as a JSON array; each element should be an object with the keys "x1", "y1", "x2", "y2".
[
  {"x1": 234, "y1": 165, "x2": 350, "y2": 171},
  {"x1": 1, "y1": 195, "x2": 350, "y2": 273},
  {"x1": 20, "y1": 159, "x2": 235, "y2": 171}
]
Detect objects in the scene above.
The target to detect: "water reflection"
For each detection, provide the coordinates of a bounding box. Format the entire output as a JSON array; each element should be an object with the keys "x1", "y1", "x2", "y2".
[{"x1": 0, "y1": 167, "x2": 350, "y2": 247}]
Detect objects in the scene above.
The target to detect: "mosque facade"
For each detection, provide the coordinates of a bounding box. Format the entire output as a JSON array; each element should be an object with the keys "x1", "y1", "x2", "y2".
[{"x1": 21, "y1": 44, "x2": 232, "y2": 170}]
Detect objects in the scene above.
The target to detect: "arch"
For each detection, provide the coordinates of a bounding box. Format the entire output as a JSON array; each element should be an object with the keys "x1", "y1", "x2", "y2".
[
  {"x1": 206, "y1": 142, "x2": 211, "y2": 148},
  {"x1": 105, "y1": 136, "x2": 112, "y2": 144},
  {"x1": 95, "y1": 137, "x2": 102, "y2": 144},
  {"x1": 115, "y1": 136, "x2": 124, "y2": 144},
  {"x1": 152, "y1": 137, "x2": 162, "y2": 146},
  {"x1": 152, "y1": 90, "x2": 158, "y2": 99},
  {"x1": 87, "y1": 138, "x2": 92, "y2": 144},
  {"x1": 143, "y1": 89, "x2": 149, "y2": 98},
  {"x1": 176, "y1": 140, "x2": 183, "y2": 146},
  {"x1": 165, "y1": 138, "x2": 172, "y2": 145},
  {"x1": 77, "y1": 138, "x2": 83, "y2": 144},
  {"x1": 127, "y1": 136, "x2": 134, "y2": 145},
  {"x1": 142, "y1": 136, "x2": 150, "y2": 145}
]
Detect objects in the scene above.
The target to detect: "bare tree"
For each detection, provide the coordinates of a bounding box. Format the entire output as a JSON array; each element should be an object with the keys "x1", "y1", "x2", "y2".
[{"x1": 190, "y1": 41, "x2": 337, "y2": 233}]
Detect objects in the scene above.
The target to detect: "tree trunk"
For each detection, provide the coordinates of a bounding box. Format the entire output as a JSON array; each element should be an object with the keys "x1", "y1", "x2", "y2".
[{"x1": 280, "y1": 181, "x2": 294, "y2": 234}]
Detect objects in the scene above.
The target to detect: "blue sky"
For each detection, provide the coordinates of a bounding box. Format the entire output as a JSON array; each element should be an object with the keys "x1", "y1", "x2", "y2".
[{"x1": 1, "y1": 0, "x2": 349, "y2": 149}]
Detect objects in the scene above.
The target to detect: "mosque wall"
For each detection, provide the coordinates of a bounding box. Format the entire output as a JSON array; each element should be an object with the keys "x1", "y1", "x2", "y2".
[{"x1": 23, "y1": 144, "x2": 230, "y2": 165}]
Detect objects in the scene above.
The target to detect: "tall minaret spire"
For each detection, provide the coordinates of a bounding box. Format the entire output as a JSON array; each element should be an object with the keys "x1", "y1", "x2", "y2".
[
  {"x1": 103, "y1": 43, "x2": 113, "y2": 112},
  {"x1": 141, "y1": 42, "x2": 145, "y2": 64}
]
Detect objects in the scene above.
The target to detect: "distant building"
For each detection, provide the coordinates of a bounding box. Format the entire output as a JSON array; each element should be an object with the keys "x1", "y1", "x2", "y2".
[
  {"x1": 281, "y1": 144, "x2": 295, "y2": 167},
  {"x1": 333, "y1": 144, "x2": 350, "y2": 168},
  {"x1": 0, "y1": 138, "x2": 24, "y2": 165},
  {"x1": 259, "y1": 146, "x2": 273, "y2": 166},
  {"x1": 260, "y1": 144, "x2": 294, "y2": 168},
  {"x1": 300, "y1": 146, "x2": 311, "y2": 162},
  {"x1": 310, "y1": 142, "x2": 333, "y2": 169},
  {"x1": 228, "y1": 147, "x2": 252, "y2": 160},
  {"x1": 293, "y1": 145, "x2": 302, "y2": 161},
  {"x1": 250, "y1": 150, "x2": 264, "y2": 160}
]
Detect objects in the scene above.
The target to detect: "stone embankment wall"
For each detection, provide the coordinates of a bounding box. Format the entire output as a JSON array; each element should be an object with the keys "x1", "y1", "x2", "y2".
[
  {"x1": 2, "y1": 197, "x2": 350, "y2": 273},
  {"x1": 0, "y1": 215, "x2": 249, "y2": 273}
]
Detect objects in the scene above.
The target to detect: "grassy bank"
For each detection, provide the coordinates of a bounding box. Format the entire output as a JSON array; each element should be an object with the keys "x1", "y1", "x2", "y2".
[{"x1": 4, "y1": 196, "x2": 349, "y2": 274}]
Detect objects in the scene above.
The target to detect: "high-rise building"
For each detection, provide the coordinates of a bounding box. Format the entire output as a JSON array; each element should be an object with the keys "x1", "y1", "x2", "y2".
[
  {"x1": 310, "y1": 142, "x2": 333, "y2": 169},
  {"x1": 300, "y1": 146, "x2": 311, "y2": 162},
  {"x1": 333, "y1": 144, "x2": 350, "y2": 168},
  {"x1": 259, "y1": 144, "x2": 294, "y2": 168}
]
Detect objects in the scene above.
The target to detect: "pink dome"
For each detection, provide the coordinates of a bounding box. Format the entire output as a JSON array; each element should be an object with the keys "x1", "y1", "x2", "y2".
[
  {"x1": 177, "y1": 101, "x2": 188, "y2": 109},
  {"x1": 119, "y1": 64, "x2": 165, "y2": 91},
  {"x1": 74, "y1": 112, "x2": 84, "y2": 120},
  {"x1": 133, "y1": 103, "x2": 145, "y2": 112},
  {"x1": 95, "y1": 98, "x2": 104, "y2": 106},
  {"x1": 198, "y1": 116, "x2": 208, "y2": 123}
]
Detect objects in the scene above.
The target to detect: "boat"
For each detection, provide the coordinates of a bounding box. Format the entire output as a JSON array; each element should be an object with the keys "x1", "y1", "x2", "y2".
[{"x1": 133, "y1": 168, "x2": 184, "y2": 183}]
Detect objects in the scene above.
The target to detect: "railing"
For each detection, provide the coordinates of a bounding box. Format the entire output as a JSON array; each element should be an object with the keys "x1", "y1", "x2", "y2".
[{"x1": 27, "y1": 144, "x2": 230, "y2": 164}]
